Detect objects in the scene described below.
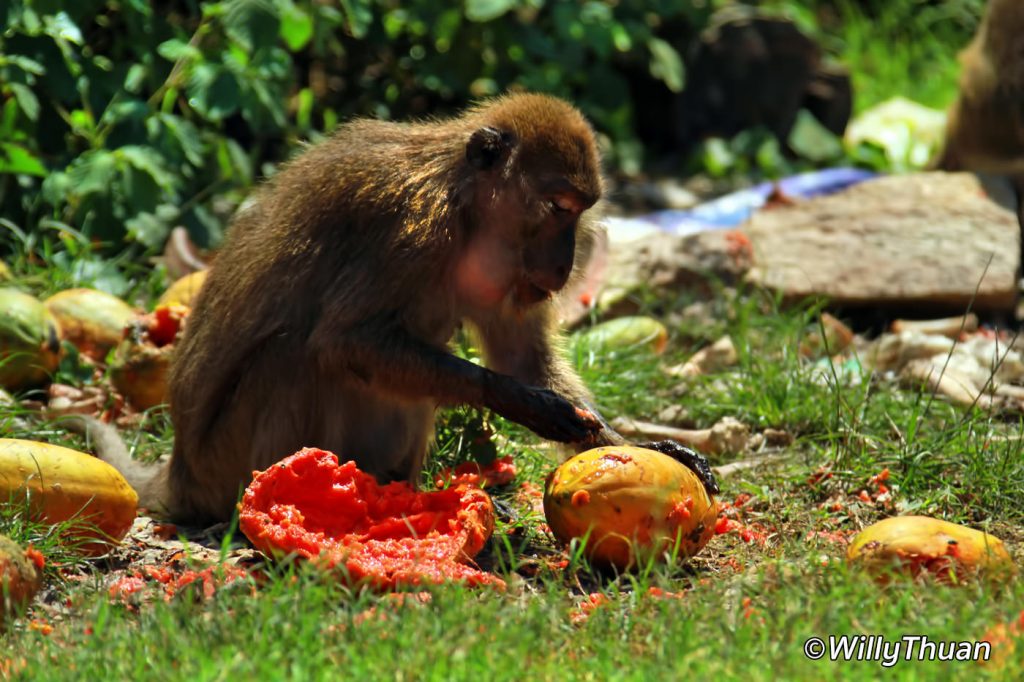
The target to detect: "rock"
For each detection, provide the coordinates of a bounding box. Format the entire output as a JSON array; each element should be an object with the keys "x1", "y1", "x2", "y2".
[
  {"x1": 599, "y1": 229, "x2": 754, "y2": 317},
  {"x1": 744, "y1": 172, "x2": 1019, "y2": 315}
]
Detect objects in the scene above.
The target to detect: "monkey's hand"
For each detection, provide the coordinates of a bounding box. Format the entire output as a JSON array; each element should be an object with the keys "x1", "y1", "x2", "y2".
[
  {"x1": 638, "y1": 440, "x2": 720, "y2": 496},
  {"x1": 483, "y1": 373, "x2": 602, "y2": 443}
]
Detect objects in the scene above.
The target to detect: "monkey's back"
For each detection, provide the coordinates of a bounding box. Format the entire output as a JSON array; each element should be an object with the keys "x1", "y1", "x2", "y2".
[{"x1": 165, "y1": 121, "x2": 472, "y2": 520}]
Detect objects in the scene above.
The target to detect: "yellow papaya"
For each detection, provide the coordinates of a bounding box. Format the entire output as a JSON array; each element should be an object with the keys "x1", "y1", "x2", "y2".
[
  {"x1": 157, "y1": 270, "x2": 207, "y2": 308},
  {"x1": 544, "y1": 446, "x2": 717, "y2": 569},
  {"x1": 0, "y1": 289, "x2": 61, "y2": 390},
  {"x1": 0, "y1": 439, "x2": 138, "y2": 553},
  {"x1": 109, "y1": 305, "x2": 187, "y2": 410},
  {"x1": 847, "y1": 515, "x2": 1015, "y2": 583},
  {"x1": 574, "y1": 316, "x2": 669, "y2": 356},
  {"x1": 45, "y1": 288, "x2": 136, "y2": 362}
]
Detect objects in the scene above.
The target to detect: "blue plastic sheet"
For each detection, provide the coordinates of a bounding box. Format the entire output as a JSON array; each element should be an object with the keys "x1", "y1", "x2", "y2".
[{"x1": 607, "y1": 168, "x2": 877, "y2": 240}]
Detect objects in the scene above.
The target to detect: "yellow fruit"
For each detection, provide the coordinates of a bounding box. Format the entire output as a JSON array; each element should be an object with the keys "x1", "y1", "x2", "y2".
[
  {"x1": 544, "y1": 446, "x2": 718, "y2": 569},
  {"x1": 574, "y1": 316, "x2": 669, "y2": 356},
  {"x1": 109, "y1": 342, "x2": 172, "y2": 410},
  {"x1": 0, "y1": 439, "x2": 138, "y2": 553},
  {"x1": 0, "y1": 289, "x2": 61, "y2": 390},
  {"x1": 44, "y1": 288, "x2": 135, "y2": 362},
  {"x1": 109, "y1": 305, "x2": 187, "y2": 410},
  {"x1": 847, "y1": 515, "x2": 1015, "y2": 583},
  {"x1": 157, "y1": 270, "x2": 208, "y2": 308},
  {"x1": 0, "y1": 534, "x2": 43, "y2": 626},
  {"x1": 0, "y1": 261, "x2": 10, "y2": 280}
]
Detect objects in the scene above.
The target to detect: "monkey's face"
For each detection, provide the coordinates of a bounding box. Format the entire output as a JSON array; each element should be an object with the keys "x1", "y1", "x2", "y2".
[
  {"x1": 455, "y1": 180, "x2": 595, "y2": 311},
  {"x1": 512, "y1": 181, "x2": 596, "y2": 307},
  {"x1": 456, "y1": 121, "x2": 601, "y2": 311}
]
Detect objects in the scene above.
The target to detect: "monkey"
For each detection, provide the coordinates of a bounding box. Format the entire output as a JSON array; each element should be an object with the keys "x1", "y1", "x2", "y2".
[
  {"x1": 77, "y1": 93, "x2": 718, "y2": 525},
  {"x1": 934, "y1": 0, "x2": 1024, "y2": 225}
]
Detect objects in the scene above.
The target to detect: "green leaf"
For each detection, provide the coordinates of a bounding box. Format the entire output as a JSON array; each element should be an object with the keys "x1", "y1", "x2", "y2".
[
  {"x1": 0, "y1": 99, "x2": 18, "y2": 137},
  {"x1": 1, "y1": 55, "x2": 46, "y2": 76},
  {"x1": 157, "y1": 38, "x2": 202, "y2": 63},
  {"x1": 8, "y1": 83, "x2": 39, "y2": 121},
  {"x1": 647, "y1": 37, "x2": 685, "y2": 93},
  {"x1": 101, "y1": 99, "x2": 149, "y2": 127},
  {"x1": 69, "y1": 108, "x2": 97, "y2": 136},
  {"x1": 339, "y1": 0, "x2": 372, "y2": 38},
  {"x1": 0, "y1": 142, "x2": 46, "y2": 176},
  {"x1": 280, "y1": 2, "x2": 313, "y2": 51},
  {"x1": 219, "y1": 138, "x2": 253, "y2": 184},
  {"x1": 610, "y1": 24, "x2": 632, "y2": 52},
  {"x1": 700, "y1": 138, "x2": 734, "y2": 178},
  {"x1": 125, "y1": 211, "x2": 171, "y2": 248},
  {"x1": 125, "y1": 63, "x2": 147, "y2": 93},
  {"x1": 223, "y1": 0, "x2": 280, "y2": 51},
  {"x1": 67, "y1": 150, "x2": 118, "y2": 195},
  {"x1": 296, "y1": 87, "x2": 313, "y2": 130},
  {"x1": 188, "y1": 67, "x2": 240, "y2": 121},
  {"x1": 41, "y1": 171, "x2": 73, "y2": 204},
  {"x1": 183, "y1": 204, "x2": 225, "y2": 249},
  {"x1": 157, "y1": 114, "x2": 206, "y2": 166},
  {"x1": 465, "y1": 0, "x2": 516, "y2": 23},
  {"x1": 118, "y1": 145, "x2": 178, "y2": 192},
  {"x1": 787, "y1": 109, "x2": 844, "y2": 163},
  {"x1": 243, "y1": 79, "x2": 287, "y2": 131},
  {"x1": 43, "y1": 11, "x2": 84, "y2": 45}
]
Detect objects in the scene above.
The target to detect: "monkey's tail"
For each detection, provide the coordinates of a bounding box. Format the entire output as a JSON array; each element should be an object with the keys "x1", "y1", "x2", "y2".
[{"x1": 62, "y1": 415, "x2": 173, "y2": 517}]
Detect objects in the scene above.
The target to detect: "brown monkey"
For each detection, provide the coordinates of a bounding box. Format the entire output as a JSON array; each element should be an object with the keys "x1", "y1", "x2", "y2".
[
  {"x1": 81, "y1": 93, "x2": 716, "y2": 525},
  {"x1": 935, "y1": 0, "x2": 1024, "y2": 215}
]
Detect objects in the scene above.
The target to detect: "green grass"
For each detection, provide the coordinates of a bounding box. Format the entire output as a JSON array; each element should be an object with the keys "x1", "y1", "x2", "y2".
[
  {"x1": 826, "y1": 0, "x2": 983, "y2": 113},
  {"x1": 3, "y1": 2, "x2": 1021, "y2": 677},
  {"x1": 6, "y1": 281, "x2": 1021, "y2": 679},
  {"x1": 764, "y1": 0, "x2": 985, "y2": 113}
]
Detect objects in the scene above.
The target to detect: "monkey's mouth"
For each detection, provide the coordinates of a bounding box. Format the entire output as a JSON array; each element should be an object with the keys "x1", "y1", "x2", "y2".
[{"x1": 513, "y1": 279, "x2": 554, "y2": 306}]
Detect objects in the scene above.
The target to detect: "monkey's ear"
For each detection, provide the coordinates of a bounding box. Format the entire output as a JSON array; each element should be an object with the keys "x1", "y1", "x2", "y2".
[{"x1": 466, "y1": 127, "x2": 515, "y2": 170}]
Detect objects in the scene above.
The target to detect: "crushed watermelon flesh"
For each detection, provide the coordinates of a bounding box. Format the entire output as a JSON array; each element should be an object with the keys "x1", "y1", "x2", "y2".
[{"x1": 238, "y1": 448, "x2": 504, "y2": 590}]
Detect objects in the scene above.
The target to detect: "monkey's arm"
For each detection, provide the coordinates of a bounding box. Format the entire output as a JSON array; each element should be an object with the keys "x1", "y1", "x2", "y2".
[
  {"x1": 469, "y1": 309, "x2": 719, "y2": 493},
  {"x1": 311, "y1": 316, "x2": 601, "y2": 444},
  {"x1": 468, "y1": 307, "x2": 625, "y2": 449}
]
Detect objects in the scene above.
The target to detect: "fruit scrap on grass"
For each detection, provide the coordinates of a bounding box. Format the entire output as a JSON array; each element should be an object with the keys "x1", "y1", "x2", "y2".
[
  {"x1": 846, "y1": 515, "x2": 1016, "y2": 583},
  {"x1": 0, "y1": 535, "x2": 44, "y2": 626},
  {"x1": 238, "y1": 448, "x2": 504, "y2": 590},
  {"x1": 980, "y1": 610, "x2": 1024, "y2": 668},
  {"x1": 109, "y1": 564, "x2": 253, "y2": 607},
  {"x1": 433, "y1": 455, "x2": 516, "y2": 489},
  {"x1": 569, "y1": 592, "x2": 610, "y2": 626}
]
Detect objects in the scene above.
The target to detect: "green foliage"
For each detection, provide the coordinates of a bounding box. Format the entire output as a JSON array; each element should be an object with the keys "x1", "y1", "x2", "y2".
[{"x1": 0, "y1": 0, "x2": 718, "y2": 253}]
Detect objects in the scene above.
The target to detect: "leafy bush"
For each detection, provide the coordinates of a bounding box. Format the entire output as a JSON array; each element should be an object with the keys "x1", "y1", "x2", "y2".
[{"x1": 0, "y1": 0, "x2": 718, "y2": 255}]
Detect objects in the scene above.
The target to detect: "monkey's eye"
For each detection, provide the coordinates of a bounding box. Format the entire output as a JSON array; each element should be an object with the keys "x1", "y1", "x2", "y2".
[{"x1": 550, "y1": 196, "x2": 576, "y2": 214}]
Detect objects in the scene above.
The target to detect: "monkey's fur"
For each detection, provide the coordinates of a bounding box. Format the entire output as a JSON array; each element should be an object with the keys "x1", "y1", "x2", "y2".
[
  {"x1": 95, "y1": 94, "x2": 631, "y2": 523},
  {"x1": 936, "y1": 0, "x2": 1024, "y2": 209}
]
